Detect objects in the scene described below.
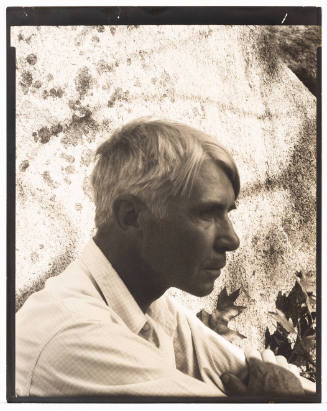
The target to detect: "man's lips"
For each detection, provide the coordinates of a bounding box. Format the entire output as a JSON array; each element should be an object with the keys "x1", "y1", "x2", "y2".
[
  {"x1": 204, "y1": 259, "x2": 226, "y2": 271},
  {"x1": 204, "y1": 266, "x2": 225, "y2": 270},
  {"x1": 203, "y1": 268, "x2": 222, "y2": 280},
  {"x1": 202, "y1": 258, "x2": 226, "y2": 278}
]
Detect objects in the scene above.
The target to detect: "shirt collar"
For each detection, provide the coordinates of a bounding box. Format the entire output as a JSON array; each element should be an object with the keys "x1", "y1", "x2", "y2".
[
  {"x1": 80, "y1": 239, "x2": 147, "y2": 334},
  {"x1": 147, "y1": 296, "x2": 176, "y2": 336}
]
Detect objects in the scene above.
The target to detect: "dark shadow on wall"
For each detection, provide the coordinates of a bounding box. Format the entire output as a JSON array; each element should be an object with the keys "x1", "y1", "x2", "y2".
[
  {"x1": 240, "y1": 116, "x2": 316, "y2": 229},
  {"x1": 261, "y1": 26, "x2": 321, "y2": 97},
  {"x1": 235, "y1": 115, "x2": 316, "y2": 302}
]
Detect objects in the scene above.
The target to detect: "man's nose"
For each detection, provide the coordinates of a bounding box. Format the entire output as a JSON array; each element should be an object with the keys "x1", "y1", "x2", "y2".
[{"x1": 214, "y1": 218, "x2": 240, "y2": 252}]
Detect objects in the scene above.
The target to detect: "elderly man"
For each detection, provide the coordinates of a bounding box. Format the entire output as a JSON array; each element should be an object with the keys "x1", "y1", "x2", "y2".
[{"x1": 16, "y1": 119, "x2": 312, "y2": 398}]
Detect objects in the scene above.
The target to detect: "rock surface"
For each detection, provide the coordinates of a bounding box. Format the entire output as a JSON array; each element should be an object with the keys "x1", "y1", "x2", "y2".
[{"x1": 12, "y1": 25, "x2": 318, "y2": 350}]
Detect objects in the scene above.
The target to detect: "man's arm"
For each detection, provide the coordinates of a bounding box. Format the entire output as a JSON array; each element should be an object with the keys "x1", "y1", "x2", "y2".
[
  {"x1": 28, "y1": 321, "x2": 225, "y2": 397},
  {"x1": 173, "y1": 299, "x2": 248, "y2": 392},
  {"x1": 221, "y1": 349, "x2": 316, "y2": 398},
  {"x1": 173, "y1": 301, "x2": 315, "y2": 398}
]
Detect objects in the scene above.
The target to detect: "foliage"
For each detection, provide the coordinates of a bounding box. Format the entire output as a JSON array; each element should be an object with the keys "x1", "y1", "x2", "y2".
[
  {"x1": 197, "y1": 287, "x2": 246, "y2": 344},
  {"x1": 265, "y1": 272, "x2": 316, "y2": 382},
  {"x1": 197, "y1": 272, "x2": 316, "y2": 382}
]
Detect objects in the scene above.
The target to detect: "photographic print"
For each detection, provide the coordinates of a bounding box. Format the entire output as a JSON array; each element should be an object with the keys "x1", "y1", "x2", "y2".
[{"x1": 7, "y1": 6, "x2": 321, "y2": 403}]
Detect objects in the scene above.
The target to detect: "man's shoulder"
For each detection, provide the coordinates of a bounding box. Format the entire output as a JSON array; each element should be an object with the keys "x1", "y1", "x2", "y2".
[
  {"x1": 156, "y1": 293, "x2": 196, "y2": 318},
  {"x1": 148, "y1": 292, "x2": 197, "y2": 336},
  {"x1": 17, "y1": 260, "x2": 109, "y2": 322},
  {"x1": 15, "y1": 258, "x2": 122, "y2": 363},
  {"x1": 15, "y1": 259, "x2": 130, "y2": 395}
]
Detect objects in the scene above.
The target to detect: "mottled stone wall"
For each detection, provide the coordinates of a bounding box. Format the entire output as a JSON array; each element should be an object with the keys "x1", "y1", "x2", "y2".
[{"x1": 12, "y1": 25, "x2": 317, "y2": 350}]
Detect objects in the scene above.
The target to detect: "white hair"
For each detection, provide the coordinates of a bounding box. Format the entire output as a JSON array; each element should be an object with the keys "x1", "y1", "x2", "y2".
[{"x1": 91, "y1": 118, "x2": 240, "y2": 229}]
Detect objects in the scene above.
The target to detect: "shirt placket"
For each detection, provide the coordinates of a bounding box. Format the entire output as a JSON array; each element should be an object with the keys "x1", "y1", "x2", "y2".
[{"x1": 139, "y1": 317, "x2": 177, "y2": 371}]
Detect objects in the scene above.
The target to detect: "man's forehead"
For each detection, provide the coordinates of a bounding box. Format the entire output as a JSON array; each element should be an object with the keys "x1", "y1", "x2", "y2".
[
  {"x1": 168, "y1": 160, "x2": 236, "y2": 211},
  {"x1": 191, "y1": 160, "x2": 234, "y2": 196},
  {"x1": 196, "y1": 159, "x2": 228, "y2": 180}
]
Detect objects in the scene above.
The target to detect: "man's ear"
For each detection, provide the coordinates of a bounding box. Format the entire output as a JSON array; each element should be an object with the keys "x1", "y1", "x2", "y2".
[{"x1": 112, "y1": 195, "x2": 146, "y2": 231}]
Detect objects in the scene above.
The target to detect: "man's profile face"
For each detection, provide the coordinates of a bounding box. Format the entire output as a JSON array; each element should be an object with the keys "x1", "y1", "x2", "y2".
[{"x1": 139, "y1": 160, "x2": 240, "y2": 297}]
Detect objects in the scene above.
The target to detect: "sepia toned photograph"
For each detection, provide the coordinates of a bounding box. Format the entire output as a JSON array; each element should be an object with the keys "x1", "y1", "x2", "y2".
[{"x1": 7, "y1": 6, "x2": 321, "y2": 403}]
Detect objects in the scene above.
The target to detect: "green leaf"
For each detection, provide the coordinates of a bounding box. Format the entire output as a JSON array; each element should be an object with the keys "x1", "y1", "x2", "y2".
[
  {"x1": 196, "y1": 287, "x2": 247, "y2": 342},
  {"x1": 217, "y1": 287, "x2": 240, "y2": 310},
  {"x1": 216, "y1": 287, "x2": 246, "y2": 321},
  {"x1": 268, "y1": 273, "x2": 316, "y2": 382},
  {"x1": 296, "y1": 271, "x2": 316, "y2": 314},
  {"x1": 296, "y1": 271, "x2": 315, "y2": 295},
  {"x1": 269, "y1": 309, "x2": 298, "y2": 335},
  {"x1": 196, "y1": 309, "x2": 210, "y2": 326}
]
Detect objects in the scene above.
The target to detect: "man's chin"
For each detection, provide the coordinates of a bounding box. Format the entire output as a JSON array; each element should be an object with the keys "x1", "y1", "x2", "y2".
[{"x1": 189, "y1": 283, "x2": 215, "y2": 297}]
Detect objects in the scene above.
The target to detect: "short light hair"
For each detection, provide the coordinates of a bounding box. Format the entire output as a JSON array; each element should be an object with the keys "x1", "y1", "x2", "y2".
[{"x1": 91, "y1": 118, "x2": 240, "y2": 228}]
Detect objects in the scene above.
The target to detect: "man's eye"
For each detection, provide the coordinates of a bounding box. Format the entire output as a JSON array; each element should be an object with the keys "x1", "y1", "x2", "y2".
[
  {"x1": 200, "y1": 212, "x2": 213, "y2": 221},
  {"x1": 199, "y1": 209, "x2": 217, "y2": 221}
]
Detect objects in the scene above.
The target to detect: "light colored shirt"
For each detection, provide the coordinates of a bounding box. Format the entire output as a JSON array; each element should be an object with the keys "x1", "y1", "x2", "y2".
[{"x1": 16, "y1": 239, "x2": 247, "y2": 397}]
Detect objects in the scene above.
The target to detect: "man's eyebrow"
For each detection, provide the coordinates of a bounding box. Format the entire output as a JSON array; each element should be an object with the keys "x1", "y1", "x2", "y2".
[{"x1": 196, "y1": 200, "x2": 237, "y2": 211}]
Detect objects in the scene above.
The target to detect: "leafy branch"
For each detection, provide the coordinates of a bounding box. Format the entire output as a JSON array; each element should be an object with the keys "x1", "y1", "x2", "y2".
[
  {"x1": 196, "y1": 272, "x2": 316, "y2": 383},
  {"x1": 197, "y1": 287, "x2": 246, "y2": 344},
  {"x1": 265, "y1": 271, "x2": 316, "y2": 382}
]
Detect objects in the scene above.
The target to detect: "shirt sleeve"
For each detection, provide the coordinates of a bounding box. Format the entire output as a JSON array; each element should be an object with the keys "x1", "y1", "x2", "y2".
[
  {"x1": 171, "y1": 298, "x2": 247, "y2": 393},
  {"x1": 30, "y1": 320, "x2": 226, "y2": 397}
]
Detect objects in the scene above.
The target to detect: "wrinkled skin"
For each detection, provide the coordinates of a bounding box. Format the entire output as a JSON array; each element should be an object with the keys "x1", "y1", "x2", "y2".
[{"x1": 221, "y1": 349, "x2": 306, "y2": 398}]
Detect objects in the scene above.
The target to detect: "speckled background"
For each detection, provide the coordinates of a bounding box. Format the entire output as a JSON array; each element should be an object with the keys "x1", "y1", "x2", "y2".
[{"x1": 12, "y1": 25, "x2": 317, "y2": 350}]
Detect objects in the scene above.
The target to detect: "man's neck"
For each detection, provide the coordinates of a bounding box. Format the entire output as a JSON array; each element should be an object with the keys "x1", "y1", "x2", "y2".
[{"x1": 93, "y1": 229, "x2": 166, "y2": 313}]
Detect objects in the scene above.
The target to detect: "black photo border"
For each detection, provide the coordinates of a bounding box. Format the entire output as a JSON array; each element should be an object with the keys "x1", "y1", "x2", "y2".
[{"x1": 7, "y1": 6, "x2": 322, "y2": 404}]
